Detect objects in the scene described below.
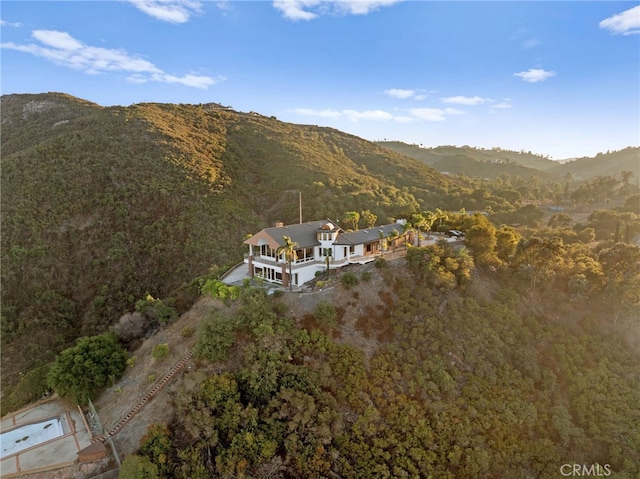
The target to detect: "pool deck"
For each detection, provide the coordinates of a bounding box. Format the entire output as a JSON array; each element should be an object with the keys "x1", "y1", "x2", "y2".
[{"x1": 0, "y1": 398, "x2": 94, "y2": 477}]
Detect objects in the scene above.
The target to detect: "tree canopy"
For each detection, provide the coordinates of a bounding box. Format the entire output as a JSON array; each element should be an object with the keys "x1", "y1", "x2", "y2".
[{"x1": 47, "y1": 333, "x2": 128, "y2": 405}]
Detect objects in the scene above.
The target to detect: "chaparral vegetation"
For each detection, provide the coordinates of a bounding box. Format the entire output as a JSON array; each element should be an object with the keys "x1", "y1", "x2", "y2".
[{"x1": 1, "y1": 93, "x2": 639, "y2": 478}]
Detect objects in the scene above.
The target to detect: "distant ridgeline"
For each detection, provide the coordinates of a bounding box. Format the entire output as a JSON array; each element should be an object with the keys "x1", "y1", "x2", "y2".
[{"x1": 377, "y1": 141, "x2": 640, "y2": 182}]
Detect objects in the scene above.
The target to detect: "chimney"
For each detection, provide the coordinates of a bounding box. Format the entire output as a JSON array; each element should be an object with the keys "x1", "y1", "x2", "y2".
[{"x1": 275, "y1": 221, "x2": 284, "y2": 227}]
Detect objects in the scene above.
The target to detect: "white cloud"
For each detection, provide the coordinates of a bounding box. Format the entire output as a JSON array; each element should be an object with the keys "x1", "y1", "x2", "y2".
[
  {"x1": 1, "y1": 30, "x2": 220, "y2": 89},
  {"x1": 384, "y1": 88, "x2": 415, "y2": 99},
  {"x1": 294, "y1": 103, "x2": 461, "y2": 124},
  {"x1": 0, "y1": 20, "x2": 22, "y2": 27},
  {"x1": 127, "y1": 0, "x2": 202, "y2": 24},
  {"x1": 335, "y1": 0, "x2": 403, "y2": 15},
  {"x1": 599, "y1": 5, "x2": 640, "y2": 35},
  {"x1": 294, "y1": 107, "x2": 393, "y2": 122},
  {"x1": 513, "y1": 68, "x2": 556, "y2": 83},
  {"x1": 409, "y1": 108, "x2": 446, "y2": 122},
  {"x1": 152, "y1": 72, "x2": 221, "y2": 89},
  {"x1": 273, "y1": 0, "x2": 321, "y2": 20},
  {"x1": 32, "y1": 30, "x2": 84, "y2": 51},
  {"x1": 344, "y1": 109, "x2": 393, "y2": 121},
  {"x1": 442, "y1": 95, "x2": 486, "y2": 105},
  {"x1": 273, "y1": 0, "x2": 402, "y2": 21},
  {"x1": 491, "y1": 99, "x2": 513, "y2": 109}
]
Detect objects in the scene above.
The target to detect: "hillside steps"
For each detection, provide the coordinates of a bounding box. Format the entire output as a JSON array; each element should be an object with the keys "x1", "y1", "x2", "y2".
[{"x1": 95, "y1": 349, "x2": 194, "y2": 443}]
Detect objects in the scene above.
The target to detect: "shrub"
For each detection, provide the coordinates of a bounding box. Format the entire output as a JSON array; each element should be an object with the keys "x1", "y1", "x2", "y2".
[
  {"x1": 201, "y1": 279, "x2": 241, "y2": 302},
  {"x1": 136, "y1": 294, "x2": 178, "y2": 326},
  {"x1": 341, "y1": 272, "x2": 359, "y2": 290},
  {"x1": 361, "y1": 271, "x2": 372, "y2": 282},
  {"x1": 180, "y1": 325, "x2": 196, "y2": 338},
  {"x1": 314, "y1": 301, "x2": 337, "y2": 329},
  {"x1": 374, "y1": 257, "x2": 387, "y2": 269},
  {"x1": 2, "y1": 364, "x2": 51, "y2": 416},
  {"x1": 113, "y1": 312, "x2": 148, "y2": 345},
  {"x1": 118, "y1": 454, "x2": 159, "y2": 479},
  {"x1": 194, "y1": 310, "x2": 236, "y2": 362},
  {"x1": 140, "y1": 424, "x2": 172, "y2": 476},
  {"x1": 316, "y1": 280, "x2": 326, "y2": 289},
  {"x1": 152, "y1": 343, "x2": 170, "y2": 361}
]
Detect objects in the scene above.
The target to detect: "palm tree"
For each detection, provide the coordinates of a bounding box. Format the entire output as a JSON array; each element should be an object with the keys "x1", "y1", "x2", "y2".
[
  {"x1": 435, "y1": 208, "x2": 448, "y2": 229},
  {"x1": 277, "y1": 236, "x2": 298, "y2": 291},
  {"x1": 410, "y1": 212, "x2": 425, "y2": 247},
  {"x1": 422, "y1": 210, "x2": 436, "y2": 240},
  {"x1": 388, "y1": 229, "x2": 400, "y2": 252},
  {"x1": 379, "y1": 230, "x2": 387, "y2": 252},
  {"x1": 401, "y1": 220, "x2": 412, "y2": 249}
]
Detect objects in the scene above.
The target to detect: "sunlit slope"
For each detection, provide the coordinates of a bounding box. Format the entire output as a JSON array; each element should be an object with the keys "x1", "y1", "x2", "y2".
[{"x1": 0, "y1": 93, "x2": 453, "y2": 395}]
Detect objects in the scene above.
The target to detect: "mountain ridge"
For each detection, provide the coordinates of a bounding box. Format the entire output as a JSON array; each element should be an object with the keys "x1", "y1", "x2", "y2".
[{"x1": 377, "y1": 140, "x2": 639, "y2": 181}]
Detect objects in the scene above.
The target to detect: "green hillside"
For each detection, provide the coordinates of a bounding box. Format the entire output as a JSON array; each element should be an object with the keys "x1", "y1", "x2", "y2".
[
  {"x1": 115, "y1": 228, "x2": 640, "y2": 478},
  {"x1": 0, "y1": 93, "x2": 453, "y2": 398},
  {"x1": 547, "y1": 147, "x2": 640, "y2": 181},
  {"x1": 377, "y1": 141, "x2": 640, "y2": 183},
  {"x1": 377, "y1": 141, "x2": 556, "y2": 180}
]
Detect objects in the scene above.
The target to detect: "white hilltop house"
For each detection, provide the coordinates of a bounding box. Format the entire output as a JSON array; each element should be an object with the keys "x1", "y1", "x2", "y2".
[{"x1": 244, "y1": 219, "x2": 413, "y2": 288}]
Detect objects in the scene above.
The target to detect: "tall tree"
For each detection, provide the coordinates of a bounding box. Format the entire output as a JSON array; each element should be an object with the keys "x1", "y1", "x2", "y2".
[
  {"x1": 343, "y1": 211, "x2": 360, "y2": 231},
  {"x1": 409, "y1": 212, "x2": 426, "y2": 247},
  {"x1": 422, "y1": 210, "x2": 437, "y2": 239},
  {"x1": 277, "y1": 236, "x2": 298, "y2": 291},
  {"x1": 47, "y1": 333, "x2": 128, "y2": 405},
  {"x1": 360, "y1": 210, "x2": 377, "y2": 229},
  {"x1": 435, "y1": 208, "x2": 448, "y2": 228}
]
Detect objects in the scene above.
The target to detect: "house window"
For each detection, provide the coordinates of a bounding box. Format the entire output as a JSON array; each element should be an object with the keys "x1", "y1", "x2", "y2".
[
  {"x1": 321, "y1": 248, "x2": 332, "y2": 257},
  {"x1": 296, "y1": 247, "x2": 314, "y2": 263},
  {"x1": 260, "y1": 245, "x2": 276, "y2": 258},
  {"x1": 350, "y1": 245, "x2": 355, "y2": 254}
]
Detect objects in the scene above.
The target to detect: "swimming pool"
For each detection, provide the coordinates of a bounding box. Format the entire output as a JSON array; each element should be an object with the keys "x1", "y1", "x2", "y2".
[{"x1": 0, "y1": 416, "x2": 66, "y2": 459}]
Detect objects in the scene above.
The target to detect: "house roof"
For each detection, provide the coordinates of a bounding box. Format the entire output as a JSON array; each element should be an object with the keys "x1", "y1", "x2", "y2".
[
  {"x1": 335, "y1": 223, "x2": 404, "y2": 245},
  {"x1": 244, "y1": 220, "x2": 341, "y2": 249},
  {"x1": 245, "y1": 220, "x2": 408, "y2": 250}
]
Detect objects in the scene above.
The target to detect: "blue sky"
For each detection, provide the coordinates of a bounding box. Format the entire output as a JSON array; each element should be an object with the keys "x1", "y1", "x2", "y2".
[{"x1": 2, "y1": 1, "x2": 639, "y2": 159}]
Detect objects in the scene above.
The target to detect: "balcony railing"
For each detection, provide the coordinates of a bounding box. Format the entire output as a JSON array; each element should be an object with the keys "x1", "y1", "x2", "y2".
[{"x1": 246, "y1": 254, "x2": 354, "y2": 269}]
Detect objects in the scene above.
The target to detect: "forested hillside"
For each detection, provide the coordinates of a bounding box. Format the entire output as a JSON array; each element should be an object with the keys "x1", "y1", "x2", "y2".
[
  {"x1": 1, "y1": 93, "x2": 453, "y2": 405},
  {"x1": 2, "y1": 92, "x2": 640, "y2": 477},
  {"x1": 119, "y1": 217, "x2": 640, "y2": 478},
  {"x1": 378, "y1": 141, "x2": 640, "y2": 183},
  {"x1": 546, "y1": 147, "x2": 640, "y2": 180}
]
